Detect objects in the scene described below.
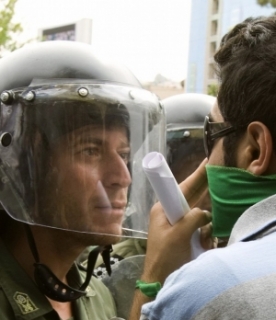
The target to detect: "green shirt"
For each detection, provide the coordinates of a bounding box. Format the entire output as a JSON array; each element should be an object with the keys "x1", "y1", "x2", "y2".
[{"x1": 0, "y1": 240, "x2": 117, "y2": 320}]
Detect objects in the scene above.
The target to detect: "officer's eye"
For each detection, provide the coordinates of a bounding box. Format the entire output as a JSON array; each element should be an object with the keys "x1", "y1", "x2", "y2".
[
  {"x1": 82, "y1": 147, "x2": 100, "y2": 157},
  {"x1": 119, "y1": 150, "x2": 130, "y2": 164}
]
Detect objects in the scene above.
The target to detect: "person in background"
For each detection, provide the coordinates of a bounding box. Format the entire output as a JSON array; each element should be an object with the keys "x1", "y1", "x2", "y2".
[
  {"x1": 165, "y1": 93, "x2": 215, "y2": 211},
  {"x1": 130, "y1": 15, "x2": 276, "y2": 320},
  {"x1": 0, "y1": 40, "x2": 164, "y2": 320}
]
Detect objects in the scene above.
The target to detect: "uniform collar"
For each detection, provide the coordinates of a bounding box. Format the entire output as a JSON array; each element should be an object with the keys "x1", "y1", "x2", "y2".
[
  {"x1": 0, "y1": 238, "x2": 57, "y2": 319},
  {"x1": 0, "y1": 239, "x2": 87, "y2": 319}
]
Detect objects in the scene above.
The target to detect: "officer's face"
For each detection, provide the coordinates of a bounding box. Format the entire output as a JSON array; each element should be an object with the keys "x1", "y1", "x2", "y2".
[{"x1": 37, "y1": 124, "x2": 131, "y2": 237}]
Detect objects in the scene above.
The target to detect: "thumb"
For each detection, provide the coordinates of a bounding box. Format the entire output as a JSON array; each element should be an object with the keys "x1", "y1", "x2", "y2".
[{"x1": 178, "y1": 208, "x2": 212, "y2": 237}]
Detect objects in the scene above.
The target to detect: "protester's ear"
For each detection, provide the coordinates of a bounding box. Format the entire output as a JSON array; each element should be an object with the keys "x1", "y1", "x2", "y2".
[{"x1": 243, "y1": 122, "x2": 273, "y2": 175}]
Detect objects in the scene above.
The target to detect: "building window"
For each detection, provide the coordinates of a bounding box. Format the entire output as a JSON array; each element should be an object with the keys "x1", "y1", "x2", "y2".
[
  {"x1": 212, "y1": 0, "x2": 219, "y2": 15},
  {"x1": 208, "y1": 63, "x2": 216, "y2": 79},
  {"x1": 210, "y1": 41, "x2": 217, "y2": 56},
  {"x1": 211, "y1": 20, "x2": 218, "y2": 36}
]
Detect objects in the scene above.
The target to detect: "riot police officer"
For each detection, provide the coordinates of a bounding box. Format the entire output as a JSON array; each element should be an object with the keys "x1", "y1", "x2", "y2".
[{"x1": 0, "y1": 41, "x2": 165, "y2": 319}]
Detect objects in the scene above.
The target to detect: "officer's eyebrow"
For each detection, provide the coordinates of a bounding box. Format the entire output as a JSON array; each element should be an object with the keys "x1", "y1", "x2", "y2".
[
  {"x1": 77, "y1": 136, "x2": 103, "y2": 145},
  {"x1": 73, "y1": 135, "x2": 130, "y2": 148}
]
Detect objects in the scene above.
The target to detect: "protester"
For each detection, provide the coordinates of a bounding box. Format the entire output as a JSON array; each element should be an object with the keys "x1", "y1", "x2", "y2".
[
  {"x1": 130, "y1": 15, "x2": 276, "y2": 320},
  {"x1": 0, "y1": 40, "x2": 165, "y2": 319}
]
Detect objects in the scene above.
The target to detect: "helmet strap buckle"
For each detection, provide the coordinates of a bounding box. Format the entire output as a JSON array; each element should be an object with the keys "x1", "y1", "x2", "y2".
[{"x1": 24, "y1": 225, "x2": 112, "y2": 302}]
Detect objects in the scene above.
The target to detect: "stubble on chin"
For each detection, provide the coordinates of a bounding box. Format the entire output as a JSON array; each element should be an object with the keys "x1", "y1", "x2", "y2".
[{"x1": 71, "y1": 231, "x2": 123, "y2": 248}]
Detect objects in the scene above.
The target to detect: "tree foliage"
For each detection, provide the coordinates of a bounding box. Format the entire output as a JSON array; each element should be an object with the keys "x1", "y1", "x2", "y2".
[
  {"x1": 0, "y1": 0, "x2": 23, "y2": 57},
  {"x1": 257, "y1": 0, "x2": 276, "y2": 7},
  {"x1": 207, "y1": 84, "x2": 219, "y2": 97}
]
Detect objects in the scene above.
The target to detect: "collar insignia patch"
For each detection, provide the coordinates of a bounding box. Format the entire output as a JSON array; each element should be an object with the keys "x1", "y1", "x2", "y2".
[{"x1": 13, "y1": 292, "x2": 38, "y2": 314}]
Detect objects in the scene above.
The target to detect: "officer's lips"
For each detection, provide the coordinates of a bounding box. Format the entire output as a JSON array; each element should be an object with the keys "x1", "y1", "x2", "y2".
[{"x1": 94, "y1": 201, "x2": 126, "y2": 215}]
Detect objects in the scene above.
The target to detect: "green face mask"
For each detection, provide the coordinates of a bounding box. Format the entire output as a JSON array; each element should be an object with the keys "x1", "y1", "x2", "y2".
[{"x1": 206, "y1": 165, "x2": 276, "y2": 238}]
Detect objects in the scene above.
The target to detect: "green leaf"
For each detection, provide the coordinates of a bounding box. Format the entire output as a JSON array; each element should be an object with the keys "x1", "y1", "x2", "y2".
[{"x1": 0, "y1": 0, "x2": 28, "y2": 57}]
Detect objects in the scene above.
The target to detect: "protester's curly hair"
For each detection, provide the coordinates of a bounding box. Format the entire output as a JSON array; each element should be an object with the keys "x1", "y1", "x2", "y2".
[{"x1": 214, "y1": 16, "x2": 276, "y2": 164}]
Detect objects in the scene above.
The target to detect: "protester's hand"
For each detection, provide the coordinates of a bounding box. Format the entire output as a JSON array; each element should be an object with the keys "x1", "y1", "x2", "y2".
[
  {"x1": 200, "y1": 222, "x2": 217, "y2": 250},
  {"x1": 142, "y1": 204, "x2": 211, "y2": 284},
  {"x1": 141, "y1": 159, "x2": 212, "y2": 284},
  {"x1": 179, "y1": 158, "x2": 209, "y2": 208}
]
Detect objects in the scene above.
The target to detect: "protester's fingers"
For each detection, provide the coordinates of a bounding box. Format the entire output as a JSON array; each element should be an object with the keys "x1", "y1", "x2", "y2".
[
  {"x1": 177, "y1": 208, "x2": 212, "y2": 237},
  {"x1": 144, "y1": 207, "x2": 212, "y2": 284},
  {"x1": 149, "y1": 201, "x2": 172, "y2": 228},
  {"x1": 200, "y1": 222, "x2": 218, "y2": 250},
  {"x1": 179, "y1": 158, "x2": 209, "y2": 208},
  {"x1": 149, "y1": 203, "x2": 212, "y2": 240}
]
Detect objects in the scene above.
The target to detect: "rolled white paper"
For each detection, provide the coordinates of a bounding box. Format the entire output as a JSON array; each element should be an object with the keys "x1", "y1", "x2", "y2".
[
  {"x1": 142, "y1": 151, "x2": 205, "y2": 259},
  {"x1": 143, "y1": 152, "x2": 190, "y2": 224}
]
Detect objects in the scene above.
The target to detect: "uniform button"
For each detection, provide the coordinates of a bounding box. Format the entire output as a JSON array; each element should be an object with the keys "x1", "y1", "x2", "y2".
[{"x1": 85, "y1": 286, "x2": 96, "y2": 296}]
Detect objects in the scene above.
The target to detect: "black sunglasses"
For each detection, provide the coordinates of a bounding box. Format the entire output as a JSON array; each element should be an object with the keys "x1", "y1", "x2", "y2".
[{"x1": 203, "y1": 115, "x2": 238, "y2": 158}]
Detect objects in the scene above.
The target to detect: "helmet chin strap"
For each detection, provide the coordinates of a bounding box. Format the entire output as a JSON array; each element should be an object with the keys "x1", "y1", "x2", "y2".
[{"x1": 24, "y1": 225, "x2": 112, "y2": 302}]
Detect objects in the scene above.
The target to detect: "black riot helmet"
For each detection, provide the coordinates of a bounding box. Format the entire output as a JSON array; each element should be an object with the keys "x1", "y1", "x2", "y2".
[
  {"x1": 0, "y1": 41, "x2": 165, "y2": 302},
  {"x1": 163, "y1": 93, "x2": 215, "y2": 183}
]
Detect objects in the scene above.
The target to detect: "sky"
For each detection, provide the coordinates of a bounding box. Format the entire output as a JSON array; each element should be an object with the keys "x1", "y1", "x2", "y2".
[{"x1": 13, "y1": 0, "x2": 192, "y2": 83}]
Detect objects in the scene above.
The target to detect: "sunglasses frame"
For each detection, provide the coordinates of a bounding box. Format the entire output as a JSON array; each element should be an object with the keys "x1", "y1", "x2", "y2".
[{"x1": 203, "y1": 115, "x2": 238, "y2": 158}]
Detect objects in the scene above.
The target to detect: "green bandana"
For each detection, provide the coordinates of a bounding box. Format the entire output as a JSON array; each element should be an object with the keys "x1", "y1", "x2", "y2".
[{"x1": 206, "y1": 165, "x2": 276, "y2": 237}]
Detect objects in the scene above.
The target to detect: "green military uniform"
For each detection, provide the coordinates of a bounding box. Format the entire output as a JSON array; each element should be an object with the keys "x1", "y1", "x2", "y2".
[{"x1": 0, "y1": 240, "x2": 117, "y2": 320}]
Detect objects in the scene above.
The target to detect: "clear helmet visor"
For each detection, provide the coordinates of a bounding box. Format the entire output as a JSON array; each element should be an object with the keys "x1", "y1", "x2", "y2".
[{"x1": 0, "y1": 80, "x2": 165, "y2": 238}]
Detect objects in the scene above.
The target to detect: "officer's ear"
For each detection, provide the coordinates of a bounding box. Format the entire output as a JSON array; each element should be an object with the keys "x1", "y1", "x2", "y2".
[{"x1": 241, "y1": 121, "x2": 275, "y2": 175}]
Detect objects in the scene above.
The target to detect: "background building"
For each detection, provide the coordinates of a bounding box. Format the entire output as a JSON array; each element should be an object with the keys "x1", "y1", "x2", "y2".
[
  {"x1": 39, "y1": 18, "x2": 184, "y2": 99},
  {"x1": 186, "y1": 0, "x2": 275, "y2": 94},
  {"x1": 143, "y1": 74, "x2": 185, "y2": 99},
  {"x1": 39, "y1": 18, "x2": 93, "y2": 44}
]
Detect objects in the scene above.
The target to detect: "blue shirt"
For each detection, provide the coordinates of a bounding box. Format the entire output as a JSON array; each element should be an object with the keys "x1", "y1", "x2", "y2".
[{"x1": 141, "y1": 194, "x2": 276, "y2": 320}]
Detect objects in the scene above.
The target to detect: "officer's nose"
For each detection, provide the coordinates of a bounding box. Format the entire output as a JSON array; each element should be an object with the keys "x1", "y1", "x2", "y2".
[{"x1": 102, "y1": 152, "x2": 131, "y2": 189}]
